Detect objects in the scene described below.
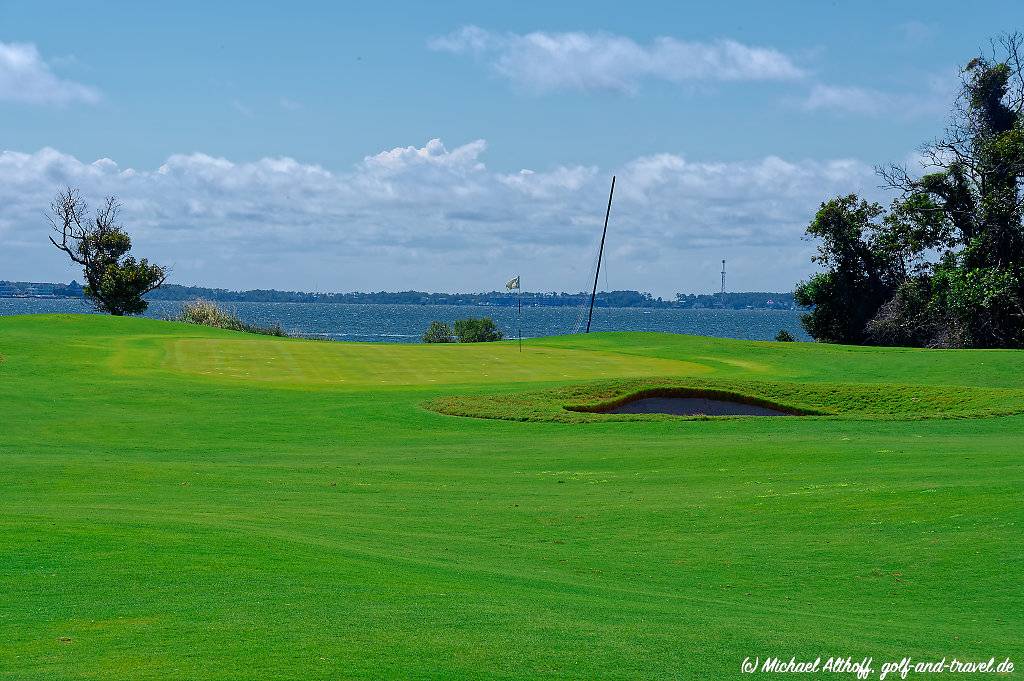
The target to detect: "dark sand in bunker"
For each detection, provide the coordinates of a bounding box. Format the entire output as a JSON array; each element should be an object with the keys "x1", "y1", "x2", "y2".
[{"x1": 602, "y1": 397, "x2": 795, "y2": 416}]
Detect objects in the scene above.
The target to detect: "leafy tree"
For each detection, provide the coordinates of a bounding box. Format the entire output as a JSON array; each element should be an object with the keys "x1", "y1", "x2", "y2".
[
  {"x1": 864, "y1": 273, "x2": 941, "y2": 347},
  {"x1": 800, "y1": 34, "x2": 1024, "y2": 348},
  {"x1": 422, "y1": 320, "x2": 454, "y2": 343},
  {"x1": 48, "y1": 187, "x2": 167, "y2": 316},
  {"x1": 876, "y1": 34, "x2": 1024, "y2": 347},
  {"x1": 453, "y1": 317, "x2": 503, "y2": 343},
  {"x1": 794, "y1": 196, "x2": 901, "y2": 343},
  {"x1": 774, "y1": 329, "x2": 795, "y2": 342}
]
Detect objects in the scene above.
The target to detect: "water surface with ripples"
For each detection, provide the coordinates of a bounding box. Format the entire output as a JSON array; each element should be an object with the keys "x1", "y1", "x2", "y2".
[{"x1": 0, "y1": 298, "x2": 810, "y2": 342}]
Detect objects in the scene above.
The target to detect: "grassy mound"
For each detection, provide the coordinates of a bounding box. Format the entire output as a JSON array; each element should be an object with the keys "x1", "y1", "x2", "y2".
[
  {"x1": 1, "y1": 314, "x2": 1022, "y2": 679},
  {"x1": 425, "y1": 377, "x2": 1024, "y2": 422}
]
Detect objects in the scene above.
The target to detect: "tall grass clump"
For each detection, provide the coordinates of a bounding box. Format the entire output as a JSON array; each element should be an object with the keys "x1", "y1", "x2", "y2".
[{"x1": 176, "y1": 299, "x2": 286, "y2": 337}]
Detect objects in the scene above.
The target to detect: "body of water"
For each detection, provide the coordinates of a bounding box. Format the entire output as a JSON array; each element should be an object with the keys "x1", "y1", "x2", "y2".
[{"x1": 0, "y1": 298, "x2": 811, "y2": 342}]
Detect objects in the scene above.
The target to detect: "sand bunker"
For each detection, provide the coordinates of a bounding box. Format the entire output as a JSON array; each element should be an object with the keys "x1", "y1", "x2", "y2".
[
  {"x1": 426, "y1": 379, "x2": 1024, "y2": 423},
  {"x1": 597, "y1": 396, "x2": 795, "y2": 416}
]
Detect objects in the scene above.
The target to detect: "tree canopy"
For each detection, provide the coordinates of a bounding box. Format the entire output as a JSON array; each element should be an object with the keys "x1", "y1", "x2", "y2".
[{"x1": 798, "y1": 34, "x2": 1024, "y2": 348}]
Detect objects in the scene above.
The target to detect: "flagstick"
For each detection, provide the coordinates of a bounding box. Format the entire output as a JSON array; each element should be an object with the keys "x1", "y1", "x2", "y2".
[
  {"x1": 586, "y1": 176, "x2": 615, "y2": 333},
  {"x1": 518, "y1": 275, "x2": 522, "y2": 353}
]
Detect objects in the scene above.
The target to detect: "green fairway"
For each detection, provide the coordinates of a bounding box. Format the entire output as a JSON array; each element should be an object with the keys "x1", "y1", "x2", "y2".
[{"x1": 1, "y1": 314, "x2": 1021, "y2": 679}]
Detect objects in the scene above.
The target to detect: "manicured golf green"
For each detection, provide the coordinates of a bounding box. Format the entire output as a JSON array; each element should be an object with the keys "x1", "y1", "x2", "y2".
[{"x1": 1, "y1": 314, "x2": 1021, "y2": 679}]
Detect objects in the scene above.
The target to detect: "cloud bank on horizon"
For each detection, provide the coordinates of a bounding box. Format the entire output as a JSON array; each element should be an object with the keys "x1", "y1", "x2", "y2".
[{"x1": 0, "y1": 139, "x2": 877, "y2": 295}]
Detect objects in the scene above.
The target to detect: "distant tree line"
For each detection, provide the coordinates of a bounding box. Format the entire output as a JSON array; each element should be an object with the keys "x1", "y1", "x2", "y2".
[
  {"x1": 5, "y1": 280, "x2": 798, "y2": 309},
  {"x1": 673, "y1": 292, "x2": 796, "y2": 309},
  {"x1": 797, "y1": 34, "x2": 1024, "y2": 348},
  {"x1": 144, "y1": 286, "x2": 797, "y2": 309},
  {"x1": 0, "y1": 280, "x2": 84, "y2": 298}
]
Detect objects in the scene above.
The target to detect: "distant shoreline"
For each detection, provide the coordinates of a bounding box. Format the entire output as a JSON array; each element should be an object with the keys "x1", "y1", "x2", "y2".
[{"x1": 1, "y1": 281, "x2": 798, "y2": 310}]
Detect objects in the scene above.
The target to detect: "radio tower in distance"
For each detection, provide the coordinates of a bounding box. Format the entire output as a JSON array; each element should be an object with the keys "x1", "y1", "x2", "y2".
[{"x1": 720, "y1": 259, "x2": 726, "y2": 305}]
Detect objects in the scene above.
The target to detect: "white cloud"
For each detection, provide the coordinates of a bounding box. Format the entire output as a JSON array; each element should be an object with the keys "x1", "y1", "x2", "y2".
[
  {"x1": 802, "y1": 84, "x2": 890, "y2": 116},
  {"x1": 0, "y1": 41, "x2": 100, "y2": 105},
  {"x1": 499, "y1": 165, "x2": 598, "y2": 198},
  {"x1": 897, "y1": 21, "x2": 936, "y2": 45},
  {"x1": 231, "y1": 99, "x2": 255, "y2": 118},
  {"x1": 429, "y1": 26, "x2": 804, "y2": 93},
  {"x1": 364, "y1": 138, "x2": 487, "y2": 173},
  {"x1": 0, "y1": 139, "x2": 878, "y2": 294},
  {"x1": 800, "y1": 74, "x2": 955, "y2": 118}
]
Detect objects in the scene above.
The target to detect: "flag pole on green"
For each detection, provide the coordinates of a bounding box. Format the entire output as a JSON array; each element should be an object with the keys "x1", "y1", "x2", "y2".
[{"x1": 506, "y1": 275, "x2": 521, "y2": 352}]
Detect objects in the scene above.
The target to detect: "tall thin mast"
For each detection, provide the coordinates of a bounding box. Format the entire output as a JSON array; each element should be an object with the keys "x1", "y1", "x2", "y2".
[{"x1": 586, "y1": 176, "x2": 616, "y2": 333}]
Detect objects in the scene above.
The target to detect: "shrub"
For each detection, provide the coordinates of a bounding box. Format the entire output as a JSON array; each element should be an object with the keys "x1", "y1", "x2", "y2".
[
  {"x1": 774, "y1": 329, "x2": 796, "y2": 342},
  {"x1": 176, "y1": 299, "x2": 286, "y2": 337},
  {"x1": 453, "y1": 317, "x2": 503, "y2": 343},
  {"x1": 422, "y1": 321, "x2": 454, "y2": 343}
]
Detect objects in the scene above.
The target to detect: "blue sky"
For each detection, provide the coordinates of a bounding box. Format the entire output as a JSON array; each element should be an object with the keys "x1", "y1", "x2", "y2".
[{"x1": 0, "y1": 1, "x2": 1019, "y2": 294}]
